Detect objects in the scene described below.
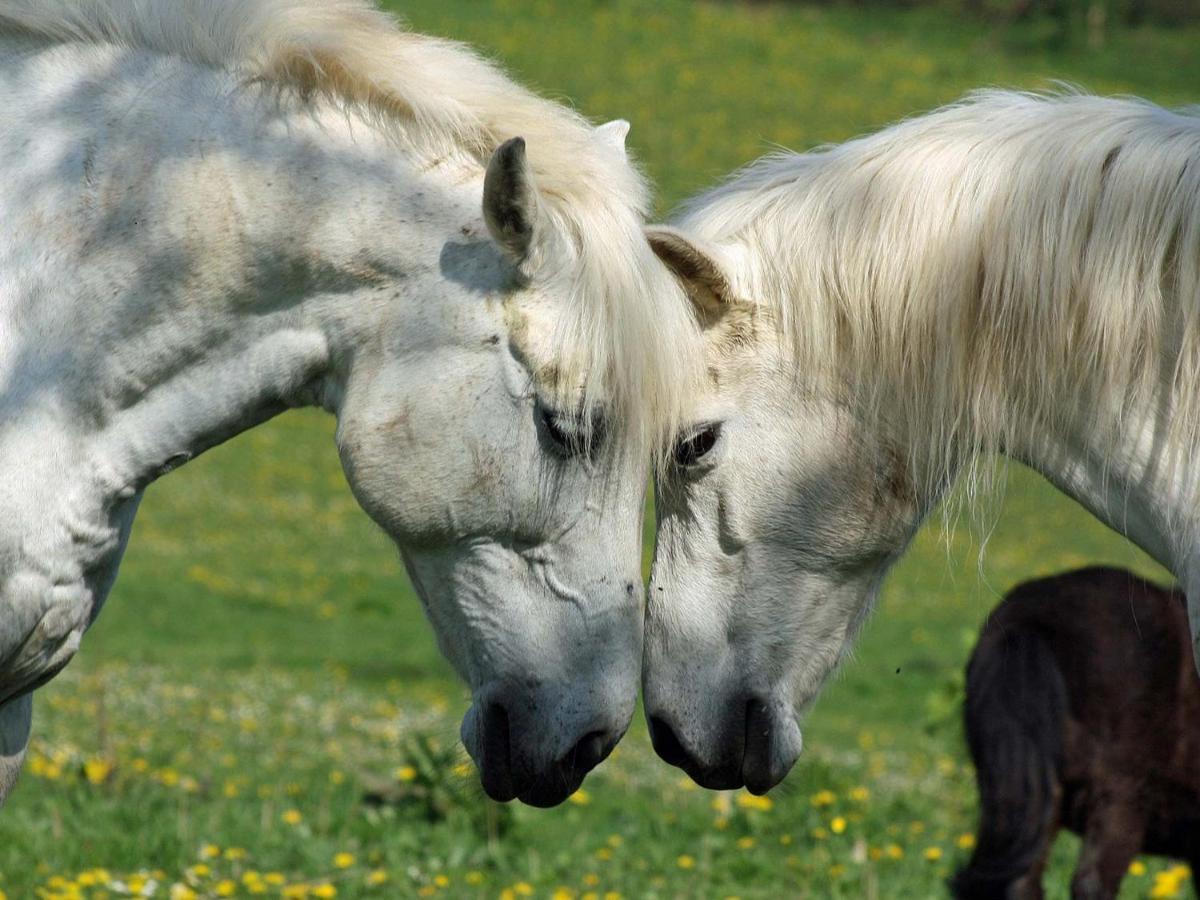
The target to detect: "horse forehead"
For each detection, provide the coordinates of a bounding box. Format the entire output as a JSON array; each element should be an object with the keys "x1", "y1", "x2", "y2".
[{"x1": 502, "y1": 293, "x2": 599, "y2": 403}]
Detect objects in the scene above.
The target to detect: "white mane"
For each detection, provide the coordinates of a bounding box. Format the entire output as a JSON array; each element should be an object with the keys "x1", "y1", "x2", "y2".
[
  {"x1": 0, "y1": 0, "x2": 700, "y2": 451},
  {"x1": 683, "y1": 90, "x2": 1200, "y2": 515}
]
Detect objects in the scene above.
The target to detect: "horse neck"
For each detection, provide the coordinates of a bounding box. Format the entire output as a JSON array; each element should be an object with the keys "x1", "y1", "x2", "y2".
[{"x1": 0, "y1": 49, "x2": 476, "y2": 529}]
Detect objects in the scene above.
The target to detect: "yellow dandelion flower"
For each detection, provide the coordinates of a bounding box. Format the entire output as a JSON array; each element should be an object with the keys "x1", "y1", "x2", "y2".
[
  {"x1": 606, "y1": 835, "x2": 623, "y2": 848},
  {"x1": 1129, "y1": 861, "x2": 1148, "y2": 876},
  {"x1": 957, "y1": 833, "x2": 976, "y2": 850},
  {"x1": 394, "y1": 765, "x2": 417, "y2": 782},
  {"x1": 417, "y1": 888, "x2": 435, "y2": 898},
  {"x1": 551, "y1": 889, "x2": 573, "y2": 900},
  {"x1": 676, "y1": 855, "x2": 695, "y2": 870},
  {"x1": 1150, "y1": 876, "x2": 1181, "y2": 899},
  {"x1": 514, "y1": 883, "x2": 533, "y2": 896},
  {"x1": 829, "y1": 865, "x2": 845, "y2": 877},
  {"x1": 223, "y1": 780, "x2": 239, "y2": 798},
  {"x1": 170, "y1": 886, "x2": 197, "y2": 900},
  {"x1": 312, "y1": 885, "x2": 337, "y2": 899},
  {"x1": 433, "y1": 874, "x2": 449, "y2": 888},
  {"x1": 583, "y1": 873, "x2": 600, "y2": 887},
  {"x1": 333, "y1": 852, "x2": 355, "y2": 869},
  {"x1": 603, "y1": 894, "x2": 621, "y2": 900},
  {"x1": 281, "y1": 809, "x2": 303, "y2": 825},
  {"x1": 281, "y1": 887, "x2": 309, "y2": 900},
  {"x1": 464, "y1": 872, "x2": 484, "y2": 885},
  {"x1": 76, "y1": 872, "x2": 97, "y2": 887},
  {"x1": 568, "y1": 789, "x2": 591, "y2": 806},
  {"x1": 594, "y1": 848, "x2": 613, "y2": 861},
  {"x1": 188, "y1": 864, "x2": 211, "y2": 878},
  {"x1": 366, "y1": 870, "x2": 388, "y2": 886},
  {"x1": 831, "y1": 816, "x2": 847, "y2": 834},
  {"x1": 779, "y1": 835, "x2": 793, "y2": 846},
  {"x1": 886, "y1": 844, "x2": 904, "y2": 859},
  {"x1": 849, "y1": 786, "x2": 870, "y2": 802},
  {"x1": 224, "y1": 847, "x2": 247, "y2": 861},
  {"x1": 811, "y1": 789, "x2": 837, "y2": 807},
  {"x1": 736, "y1": 837, "x2": 755, "y2": 850},
  {"x1": 736, "y1": 793, "x2": 773, "y2": 812},
  {"x1": 215, "y1": 880, "x2": 237, "y2": 897},
  {"x1": 452, "y1": 761, "x2": 473, "y2": 778},
  {"x1": 499, "y1": 891, "x2": 516, "y2": 900},
  {"x1": 265, "y1": 873, "x2": 286, "y2": 886},
  {"x1": 84, "y1": 757, "x2": 111, "y2": 785},
  {"x1": 923, "y1": 847, "x2": 943, "y2": 862}
]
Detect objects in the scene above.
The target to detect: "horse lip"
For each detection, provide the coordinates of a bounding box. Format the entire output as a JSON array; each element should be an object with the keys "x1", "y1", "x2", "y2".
[
  {"x1": 517, "y1": 775, "x2": 581, "y2": 808},
  {"x1": 515, "y1": 729, "x2": 621, "y2": 807},
  {"x1": 689, "y1": 764, "x2": 745, "y2": 791},
  {"x1": 740, "y1": 696, "x2": 794, "y2": 795}
]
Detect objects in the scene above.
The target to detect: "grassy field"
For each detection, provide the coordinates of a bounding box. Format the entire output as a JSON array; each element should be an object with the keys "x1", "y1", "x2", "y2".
[{"x1": 2, "y1": 1, "x2": 1199, "y2": 898}]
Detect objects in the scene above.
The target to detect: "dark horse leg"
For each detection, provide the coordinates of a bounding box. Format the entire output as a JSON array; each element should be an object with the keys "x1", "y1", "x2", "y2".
[
  {"x1": 1070, "y1": 802, "x2": 1145, "y2": 900},
  {"x1": 1011, "y1": 817, "x2": 1058, "y2": 900}
]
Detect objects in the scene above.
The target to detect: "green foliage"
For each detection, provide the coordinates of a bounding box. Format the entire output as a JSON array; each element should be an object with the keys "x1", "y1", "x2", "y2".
[
  {"x1": 1, "y1": 2, "x2": 1197, "y2": 897},
  {"x1": 360, "y1": 732, "x2": 511, "y2": 837}
]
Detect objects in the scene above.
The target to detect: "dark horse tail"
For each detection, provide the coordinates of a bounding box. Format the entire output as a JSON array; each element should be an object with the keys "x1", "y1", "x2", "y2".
[{"x1": 951, "y1": 625, "x2": 1066, "y2": 899}]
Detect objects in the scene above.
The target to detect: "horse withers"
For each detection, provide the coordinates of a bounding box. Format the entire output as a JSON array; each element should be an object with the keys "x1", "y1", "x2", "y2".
[{"x1": 954, "y1": 566, "x2": 1200, "y2": 900}]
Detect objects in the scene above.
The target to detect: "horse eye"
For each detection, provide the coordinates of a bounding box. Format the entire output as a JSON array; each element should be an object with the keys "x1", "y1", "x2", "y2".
[
  {"x1": 541, "y1": 408, "x2": 586, "y2": 456},
  {"x1": 673, "y1": 424, "x2": 720, "y2": 468}
]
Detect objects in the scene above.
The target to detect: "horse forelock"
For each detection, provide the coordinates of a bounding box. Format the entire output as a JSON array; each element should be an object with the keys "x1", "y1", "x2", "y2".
[
  {"x1": 680, "y1": 89, "x2": 1200, "y2": 523},
  {"x1": 0, "y1": 0, "x2": 704, "y2": 456}
]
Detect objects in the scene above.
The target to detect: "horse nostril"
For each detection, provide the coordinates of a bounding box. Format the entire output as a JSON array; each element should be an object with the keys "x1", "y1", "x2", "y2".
[
  {"x1": 479, "y1": 701, "x2": 516, "y2": 802},
  {"x1": 566, "y1": 729, "x2": 609, "y2": 777},
  {"x1": 647, "y1": 715, "x2": 690, "y2": 768}
]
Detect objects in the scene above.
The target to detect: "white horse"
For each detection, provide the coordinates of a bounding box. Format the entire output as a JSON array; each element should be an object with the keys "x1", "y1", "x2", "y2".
[
  {"x1": 640, "y1": 91, "x2": 1200, "y2": 794},
  {"x1": 0, "y1": 0, "x2": 700, "y2": 808}
]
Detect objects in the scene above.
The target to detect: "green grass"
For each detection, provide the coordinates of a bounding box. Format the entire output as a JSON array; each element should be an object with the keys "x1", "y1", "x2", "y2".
[{"x1": 1, "y1": 2, "x2": 1198, "y2": 897}]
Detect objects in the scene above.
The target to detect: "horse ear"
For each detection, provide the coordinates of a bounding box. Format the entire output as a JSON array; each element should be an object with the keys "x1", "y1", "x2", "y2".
[
  {"x1": 595, "y1": 119, "x2": 630, "y2": 155},
  {"x1": 646, "y1": 226, "x2": 736, "y2": 321},
  {"x1": 483, "y1": 137, "x2": 544, "y2": 266}
]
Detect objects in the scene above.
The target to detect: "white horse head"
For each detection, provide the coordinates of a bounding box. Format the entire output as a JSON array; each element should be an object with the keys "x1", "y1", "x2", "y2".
[
  {"x1": 0, "y1": 0, "x2": 700, "y2": 807},
  {"x1": 641, "y1": 92, "x2": 1200, "y2": 794},
  {"x1": 332, "y1": 132, "x2": 685, "y2": 806},
  {"x1": 639, "y1": 230, "x2": 917, "y2": 793}
]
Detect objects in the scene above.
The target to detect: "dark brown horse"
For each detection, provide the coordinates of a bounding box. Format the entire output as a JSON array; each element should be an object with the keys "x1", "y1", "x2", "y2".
[{"x1": 952, "y1": 566, "x2": 1200, "y2": 899}]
